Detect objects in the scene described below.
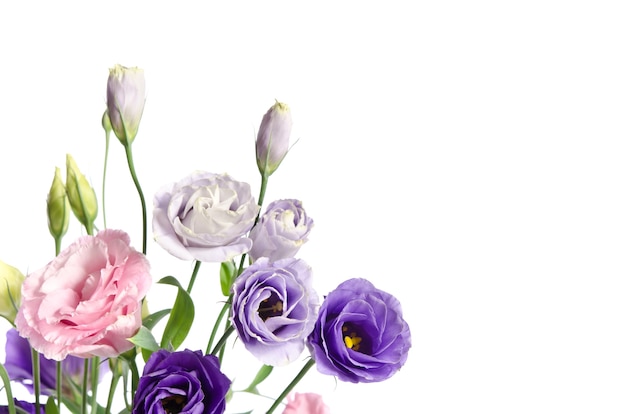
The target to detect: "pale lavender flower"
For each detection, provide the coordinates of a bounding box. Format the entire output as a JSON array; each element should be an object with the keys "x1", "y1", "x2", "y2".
[
  {"x1": 248, "y1": 199, "x2": 313, "y2": 263},
  {"x1": 307, "y1": 278, "x2": 411, "y2": 383},
  {"x1": 153, "y1": 171, "x2": 259, "y2": 262},
  {"x1": 231, "y1": 258, "x2": 319, "y2": 366},
  {"x1": 256, "y1": 101, "x2": 292, "y2": 176}
]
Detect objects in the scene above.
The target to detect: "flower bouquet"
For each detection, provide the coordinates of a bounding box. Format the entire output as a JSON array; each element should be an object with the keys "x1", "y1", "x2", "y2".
[{"x1": 0, "y1": 64, "x2": 412, "y2": 414}]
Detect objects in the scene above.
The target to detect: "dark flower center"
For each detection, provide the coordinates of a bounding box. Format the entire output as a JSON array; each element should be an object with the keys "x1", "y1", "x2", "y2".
[
  {"x1": 258, "y1": 292, "x2": 283, "y2": 321},
  {"x1": 161, "y1": 395, "x2": 187, "y2": 414},
  {"x1": 342, "y1": 323, "x2": 369, "y2": 354}
]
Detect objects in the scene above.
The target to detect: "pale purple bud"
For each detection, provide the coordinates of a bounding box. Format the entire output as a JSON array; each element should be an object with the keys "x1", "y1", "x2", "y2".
[
  {"x1": 106, "y1": 64, "x2": 146, "y2": 145},
  {"x1": 256, "y1": 100, "x2": 292, "y2": 176}
]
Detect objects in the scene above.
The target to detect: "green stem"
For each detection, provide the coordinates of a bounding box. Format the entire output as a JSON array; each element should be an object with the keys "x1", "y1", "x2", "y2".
[
  {"x1": 90, "y1": 357, "x2": 100, "y2": 414},
  {"x1": 236, "y1": 173, "x2": 269, "y2": 276},
  {"x1": 205, "y1": 300, "x2": 230, "y2": 354},
  {"x1": 102, "y1": 129, "x2": 110, "y2": 229},
  {"x1": 56, "y1": 361, "x2": 62, "y2": 414},
  {"x1": 265, "y1": 359, "x2": 315, "y2": 414},
  {"x1": 105, "y1": 361, "x2": 121, "y2": 414},
  {"x1": 186, "y1": 261, "x2": 201, "y2": 294},
  {"x1": 81, "y1": 359, "x2": 89, "y2": 414},
  {"x1": 0, "y1": 362, "x2": 17, "y2": 414},
  {"x1": 31, "y1": 349, "x2": 41, "y2": 414},
  {"x1": 210, "y1": 325, "x2": 235, "y2": 356},
  {"x1": 129, "y1": 358, "x2": 140, "y2": 407},
  {"x1": 123, "y1": 143, "x2": 147, "y2": 255}
]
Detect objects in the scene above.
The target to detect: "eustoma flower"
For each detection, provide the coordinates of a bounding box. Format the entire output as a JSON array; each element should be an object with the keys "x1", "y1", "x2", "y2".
[
  {"x1": 248, "y1": 199, "x2": 314, "y2": 263},
  {"x1": 282, "y1": 393, "x2": 330, "y2": 414},
  {"x1": 133, "y1": 349, "x2": 230, "y2": 414},
  {"x1": 307, "y1": 278, "x2": 411, "y2": 383},
  {"x1": 231, "y1": 257, "x2": 319, "y2": 366},
  {"x1": 0, "y1": 399, "x2": 43, "y2": 414},
  {"x1": 152, "y1": 171, "x2": 259, "y2": 262},
  {"x1": 15, "y1": 229, "x2": 151, "y2": 360},
  {"x1": 4, "y1": 329, "x2": 108, "y2": 395}
]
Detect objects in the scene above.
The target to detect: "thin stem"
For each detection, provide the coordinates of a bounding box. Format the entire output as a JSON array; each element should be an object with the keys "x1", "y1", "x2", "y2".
[
  {"x1": 90, "y1": 357, "x2": 100, "y2": 414},
  {"x1": 105, "y1": 361, "x2": 121, "y2": 414},
  {"x1": 123, "y1": 143, "x2": 147, "y2": 255},
  {"x1": 31, "y1": 349, "x2": 41, "y2": 414},
  {"x1": 129, "y1": 357, "x2": 140, "y2": 407},
  {"x1": 265, "y1": 359, "x2": 315, "y2": 414},
  {"x1": 56, "y1": 361, "x2": 62, "y2": 414},
  {"x1": 205, "y1": 301, "x2": 230, "y2": 354},
  {"x1": 81, "y1": 359, "x2": 89, "y2": 414},
  {"x1": 186, "y1": 261, "x2": 201, "y2": 294},
  {"x1": 102, "y1": 129, "x2": 110, "y2": 229},
  {"x1": 210, "y1": 325, "x2": 235, "y2": 356}
]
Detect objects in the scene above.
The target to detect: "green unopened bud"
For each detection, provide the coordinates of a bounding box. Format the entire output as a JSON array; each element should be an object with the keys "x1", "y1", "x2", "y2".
[
  {"x1": 66, "y1": 154, "x2": 98, "y2": 233},
  {"x1": 102, "y1": 109, "x2": 112, "y2": 134},
  {"x1": 106, "y1": 64, "x2": 146, "y2": 146},
  {"x1": 47, "y1": 167, "x2": 70, "y2": 240},
  {"x1": 0, "y1": 260, "x2": 24, "y2": 324},
  {"x1": 255, "y1": 100, "x2": 293, "y2": 177}
]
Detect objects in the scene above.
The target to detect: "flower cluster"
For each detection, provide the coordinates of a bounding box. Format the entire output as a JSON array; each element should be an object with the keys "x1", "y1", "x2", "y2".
[{"x1": 0, "y1": 64, "x2": 411, "y2": 414}]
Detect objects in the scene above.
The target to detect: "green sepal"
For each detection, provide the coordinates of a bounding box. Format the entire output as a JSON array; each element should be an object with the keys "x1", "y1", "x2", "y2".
[
  {"x1": 220, "y1": 260, "x2": 236, "y2": 296},
  {"x1": 158, "y1": 276, "x2": 195, "y2": 350}
]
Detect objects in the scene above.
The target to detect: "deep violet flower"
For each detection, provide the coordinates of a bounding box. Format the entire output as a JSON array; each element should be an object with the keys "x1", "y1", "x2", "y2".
[{"x1": 307, "y1": 278, "x2": 411, "y2": 383}]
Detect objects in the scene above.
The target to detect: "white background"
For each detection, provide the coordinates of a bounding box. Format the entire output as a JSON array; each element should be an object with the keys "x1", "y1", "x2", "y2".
[{"x1": 1, "y1": 1, "x2": 626, "y2": 413}]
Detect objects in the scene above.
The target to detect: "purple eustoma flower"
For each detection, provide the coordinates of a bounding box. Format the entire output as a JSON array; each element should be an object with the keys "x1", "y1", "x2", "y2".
[
  {"x1": 3, "y1": 328, "x2": 108, "y2": 395},
  {"x1": 248, "y1": 199, "x2": 314, "y2": 263},
  {"x1": 307, "y1": 278, "x2": 411, "y2": 383},
  {"x1": 133, "y1": 349, "x2": 231, "y2": 414},
  {"x1": 0, "y1": 399, "x2": 44, "y2": 414},
  {"x1": 230, "y1": 258, "x2": 319, "y2": 366}
]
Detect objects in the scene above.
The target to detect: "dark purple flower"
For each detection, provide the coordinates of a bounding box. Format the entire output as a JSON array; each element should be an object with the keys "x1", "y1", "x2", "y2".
[
  {"x1": 3, "y1": 328, "x2": 108, "y2": 395},
  {"x1": 307, "y1": 278, "x2": 411, "y2": 383},
  {"x1": 0, "y1": 399, "x2": 44, "y2": 414},
  {"x1": 230, "y1": 257, "x2": 319, "y2": 366},
  {"x1": 133, "y1": 349, "x2": 231, "y2": 414},
  {"x1": 248, "y1": 199, "x2": 314, "y2": 263}
]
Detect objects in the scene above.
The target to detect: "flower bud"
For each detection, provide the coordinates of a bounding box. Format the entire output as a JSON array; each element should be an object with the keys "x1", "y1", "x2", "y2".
[
  {"x1": 47, "y1": 167, "x2": 70, "y2": 240},
  {"x1": 106, "y1": 64, "x2": 146, "y2": 145},
  {"x1": 256, "y1": 100, "x2": 292, "y2": 176},
  {"x1": 0, "y1": 260, "x2": 24, "y2": 323},
  {"x1": 102, "y1": 109, "x2": 112, "y2": 134},
  {"x1": 66, "y1": 154, "x2": 98, "y2": 232}
]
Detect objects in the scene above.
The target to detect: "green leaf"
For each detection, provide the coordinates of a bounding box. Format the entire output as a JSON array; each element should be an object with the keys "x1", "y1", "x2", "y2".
[
  {"x1": 143, "y1": 308, "x2": 171, "y2": 330},
  {"x1": 128, "y1": 326, "x2": 160, "y2": 352},
  {"x1": 45, "y1": 398, "x2": 59, "y2": 414},
  {"x1": 220, "y1": 260, "x2": 236, "y2": 296},
  {"x1": 243, "y1": 364, "x2": 274, "y2": 394},
  {"x1": 158, "y1": 276, "x2": 195, "y2": 350}
]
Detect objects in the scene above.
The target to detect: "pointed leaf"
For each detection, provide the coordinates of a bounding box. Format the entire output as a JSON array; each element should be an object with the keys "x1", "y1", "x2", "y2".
[{"x1": 158, "y1": 276, "x2": 194, "y2": 350}]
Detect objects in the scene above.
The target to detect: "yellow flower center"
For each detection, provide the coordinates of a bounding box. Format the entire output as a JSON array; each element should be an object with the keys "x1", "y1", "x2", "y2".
[{"x1": 343, "y1": 325, "x2": 363, "y2": 352}]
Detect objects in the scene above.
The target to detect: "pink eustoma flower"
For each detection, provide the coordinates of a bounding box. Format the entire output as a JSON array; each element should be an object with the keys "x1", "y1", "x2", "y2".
[
  {"x1": 282, "y1": 393, "x2": 330, "y2": 414},
  {"x1": 15, "y1": 229, "x2": 151, "y2": 360}
]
